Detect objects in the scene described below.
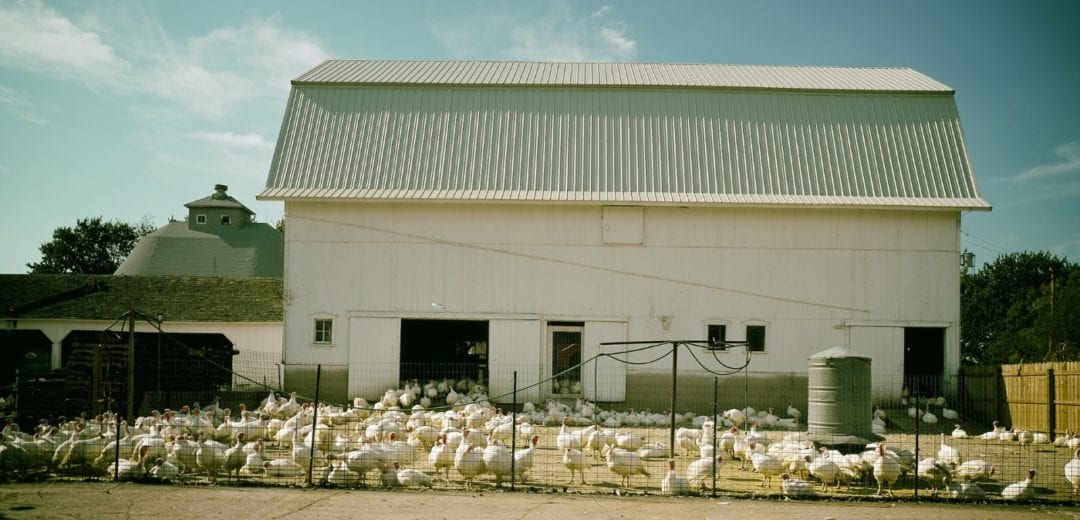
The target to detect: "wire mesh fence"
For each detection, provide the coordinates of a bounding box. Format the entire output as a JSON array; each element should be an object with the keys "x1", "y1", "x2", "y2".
[{"x1": 2, "y1": 348, "x2": 1079, "y2": 503}]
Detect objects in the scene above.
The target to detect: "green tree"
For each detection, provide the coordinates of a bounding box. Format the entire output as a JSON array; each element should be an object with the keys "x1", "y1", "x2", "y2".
[
  {"x1": 27, "y1": 217, "x2": 154, "y2": 274},
  {"x1": 961, "y1": 251, "x2": 1077, "y2": 364}
]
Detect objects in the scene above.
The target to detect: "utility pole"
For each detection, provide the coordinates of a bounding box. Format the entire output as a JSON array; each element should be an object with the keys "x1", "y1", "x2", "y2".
[{"x1": 1049, "y1": 268, "x2": 1056, "y2": 359}]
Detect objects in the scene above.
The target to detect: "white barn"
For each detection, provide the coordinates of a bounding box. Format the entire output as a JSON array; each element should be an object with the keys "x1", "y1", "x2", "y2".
[{"x1": 259, "y1": 60, "x2": 990, "y2": 408}]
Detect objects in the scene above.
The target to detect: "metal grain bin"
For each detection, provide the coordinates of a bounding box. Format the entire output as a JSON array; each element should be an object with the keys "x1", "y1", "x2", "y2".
[{"x1": 807, "y1": 346, "x2": 876, "y2": 444}]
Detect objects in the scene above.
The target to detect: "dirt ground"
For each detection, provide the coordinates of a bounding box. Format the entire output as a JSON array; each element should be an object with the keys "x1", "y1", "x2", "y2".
[{"x1": 1, "y1": 482, "x2": 1078, "y2": 520}]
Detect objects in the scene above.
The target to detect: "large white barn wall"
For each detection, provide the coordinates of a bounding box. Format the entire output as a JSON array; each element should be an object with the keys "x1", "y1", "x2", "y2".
[{"x1": 282, "y1": 200, "x2": 960, "y2": 401}]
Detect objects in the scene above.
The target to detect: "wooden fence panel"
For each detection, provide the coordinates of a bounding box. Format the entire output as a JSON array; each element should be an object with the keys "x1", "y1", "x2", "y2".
[
  {"x1": 1001, "y1": 364, "x2": 1049, "y2": 432},
  {"x1": 1053, "y1": 364, "x2": 1080, "y2": 434},
  {"x1": 961, "y1": 361, "x2": 1080, "y2": 436}
]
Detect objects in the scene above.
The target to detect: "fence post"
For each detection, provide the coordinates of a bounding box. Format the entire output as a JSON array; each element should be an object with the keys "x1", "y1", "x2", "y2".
[
  {"x1": 1047, "y1": 368, "x2": 1056, "y2": 441},
  {"x1": 511, "y1": 370, "x2": 517, "y2": 491},
  {"x1": 912, "y1": 391, "x2": 920, "y2": 499},
  {"x1": 113, "y1": 401, "x2": 121, "y2": 481},
  {"x1": 956, "y1": 366, "x2": 966, "y2": 416},
  {"x1": 712, "y1": 376, "x2": 718, "y2": 497},
  {"x1": 995, "y1": 365, "x2": 1004, "y2": 423},
  {"x1": 306, "y1": 364, "x2": 321, "y2": 486},
  {"x1": 669, "y1": 342, "x2": 678, "y2": 459}
]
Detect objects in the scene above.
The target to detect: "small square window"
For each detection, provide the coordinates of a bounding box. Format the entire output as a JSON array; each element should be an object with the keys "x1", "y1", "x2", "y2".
[
  {"x1": 221, "y1": 215, "x2": 232, "y2": 225},
  {"x1": 314, "y1": 319, "x2": 333, "y2": 344},
  {"x1": 707, "y1": 324, "x2": 726, "y2": 346},
  {"x1": 747, "y1": 325, "x2": 766, "y2": 352},
  {"x1": 196, "y1": 214, "x2": 207, "y2": 224}
]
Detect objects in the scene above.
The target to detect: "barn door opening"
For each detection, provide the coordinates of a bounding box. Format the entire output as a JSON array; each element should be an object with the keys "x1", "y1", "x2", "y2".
[
  {"x1": 903, "y1": 327, "x2": 945, "y2": 397},
  {"x1": 399, "y1": 319, "x2": 488, "y2": 387},
  {"x1": 547, "y1": 322, "x2": 583, "y2": 396}
]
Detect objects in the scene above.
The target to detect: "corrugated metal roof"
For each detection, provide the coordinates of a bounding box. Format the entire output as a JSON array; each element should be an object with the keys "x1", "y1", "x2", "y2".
[
  {"x1": 261, "y1": 83, "x2": 989, "y2": 210},
  {"x1": 295, "y1": 60, "x2": 954, "y2": 93}
]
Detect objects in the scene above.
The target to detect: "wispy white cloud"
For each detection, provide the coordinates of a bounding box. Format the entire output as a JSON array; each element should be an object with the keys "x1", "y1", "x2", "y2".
[
  {"x1": 430, "y1": 2, "x2": 638, "y2": 62},
  {"x1": 0, "y1": 84, "x2": 56, "y2": 126},
  {"x1": 149, "y1": 18, "x2": 329, "y2": 118},
  {"x1": 0, "y1": 0, "x2": 131, "y2": 88},
  {"x1": 1014, "y1": 141, "x2": 1080, "y2": 182},
  {"x1": 189, "y1": 131, "x2": 275, "y2": 151},
  {"x1": 0, "y1": 2, "x2": 329, "y2": 119}
]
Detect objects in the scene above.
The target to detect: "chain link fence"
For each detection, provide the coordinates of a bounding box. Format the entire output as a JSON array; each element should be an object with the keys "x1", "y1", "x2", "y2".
[{"x1": 2, "y1": 343, "x2": 1078, "y2": 502}]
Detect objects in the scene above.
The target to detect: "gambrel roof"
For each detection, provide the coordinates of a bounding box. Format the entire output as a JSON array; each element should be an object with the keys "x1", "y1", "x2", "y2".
[{"x1": 260, "y1": 60, "x2": 990, "y2": 210}]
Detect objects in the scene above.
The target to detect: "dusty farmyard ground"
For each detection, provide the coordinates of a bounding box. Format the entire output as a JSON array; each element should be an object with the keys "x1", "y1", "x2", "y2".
[{"x1": 1, "y1": 482, "x2": 1078, "y2": 520}]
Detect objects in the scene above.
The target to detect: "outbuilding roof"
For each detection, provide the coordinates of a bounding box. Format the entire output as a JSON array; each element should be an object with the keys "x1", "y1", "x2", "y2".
[
  {"x1": 0, "y1": 275, "x2": 283, "y2": 322},
  {"x1": 261, "y1": 60, "x2": 989, "y2": 210}
]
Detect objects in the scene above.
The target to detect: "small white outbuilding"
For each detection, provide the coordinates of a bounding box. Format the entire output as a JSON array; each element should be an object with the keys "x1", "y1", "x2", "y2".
[{"x1": 259, "y1": 60, "x2": 990, "y2": 407}]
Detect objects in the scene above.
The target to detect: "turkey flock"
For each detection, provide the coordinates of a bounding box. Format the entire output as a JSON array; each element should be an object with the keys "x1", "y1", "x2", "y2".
[{"x1": 1, "y1": 378, "x2": 1079, "y2": 502}]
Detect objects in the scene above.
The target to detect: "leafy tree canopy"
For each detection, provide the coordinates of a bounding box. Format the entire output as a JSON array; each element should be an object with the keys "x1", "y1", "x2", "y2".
[
  {"x1": 961, "y1": 251, "x2": 1078, "y2": 364},
  {"x1": 27, "y1": 216, "x2": 155, "y2": 274}
]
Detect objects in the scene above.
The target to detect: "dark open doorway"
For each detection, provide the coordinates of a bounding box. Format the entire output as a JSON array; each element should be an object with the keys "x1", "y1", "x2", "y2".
[
  {"x1": 400, "y1": 319, "x2": 489, "y2": 385},
  {"x1": 903, "y1": 327, "x2": 945, "y2": 397}
]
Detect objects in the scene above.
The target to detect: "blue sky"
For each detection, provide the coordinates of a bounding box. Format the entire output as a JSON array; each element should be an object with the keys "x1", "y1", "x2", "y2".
[{"x1": 1, "y1": 0, "x2": 1077, "y2": 273}]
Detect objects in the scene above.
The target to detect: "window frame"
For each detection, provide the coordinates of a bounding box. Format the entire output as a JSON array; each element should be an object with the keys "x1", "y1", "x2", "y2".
[
  {"x1": 195, "y1": 214, "x2": 207, "y2": 224},
  {"x1": 707, "y1": 323, "x2": 727, "y2": 345},
  {"x1": 746, "y1": 324, "x2": 767, "y2": 353},
  {"x1": 313, "y1": 318, "x2": 334, "y2": 345},
  {"x1": 221, "y1": 215, "x2": 232, "y2": 225}
]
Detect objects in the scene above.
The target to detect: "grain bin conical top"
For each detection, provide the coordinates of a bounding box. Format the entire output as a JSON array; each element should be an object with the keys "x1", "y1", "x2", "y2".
[{"x1": 806, "y1": 346, "x2": 878, "y2": 445}]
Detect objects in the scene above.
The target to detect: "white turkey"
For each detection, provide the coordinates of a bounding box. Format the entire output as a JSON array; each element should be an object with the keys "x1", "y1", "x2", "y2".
[
  {"x1": 393, "y1": 461, "x2": 433, "y2": 488},
  {"x1": 1000, "y1": 469, "x2": 1036, "y2": 500},
  {"x1": 603, "y1": 445, "x2": 649, "y2": 488},
  {"x1": 921, "y1": 405, "x2": 938, "y2": 424},
  {"x1": 240, "y1": 441, "x2": 265, "y2": 475},
  {"x1": 148, "y1": 457, "x2": 180, "y2": 480},
  {"x1": 481, "y1": 439, "x2": 513, "y2": 487},
  {"x1": 512, "y1": 435, "x2": 540, "y2": 482},
  {"x1": 562, "y1": 447, "x2": 589, "y2": 485},
  {"x1": 428, "y1": 433, "x2": 454, "y2": 483},
  {"x1": 453, "y1": 434, "x2": 486, "y2": 489},
  {"x1": 344, "y1": 444, "x2": 387, "y2": 485},
  {"x1": 943, "y1": 475, "x2": 986, "y2": 500},
  {"x1": 936, "y1": 433, "x2": 960, "y2": 468},
  {"x1": 954, "y1": 459, "x2": 995, "y2": 482},
  {"x1": 263, "y1": 457, "x2": 302, "y2": 478},
  {"x1": 222, "y1": 433, "x2": 247, "y2": 480},
  {"x1": 781, "y1": 472, "x2": 815, "y2": 497},
  {"x1": 1065, "y1": 448, "x2": 1079, "y2": 495},
  {"x1": 661, "y1": 460, "x2": 689, "y2": 495},
  {"x1": 750, "y1": 450, "x2": 783, "y2": 488},
  {"x1": 326, "y1": 455, "x2": 361, "y2": 486},
  {"x1": 808, "y1": 451, "x2": 840, "y2": 492},
  {"x1": 785, "y1": 403, "x2": 801, "y2": 421},
  {"x1": 686, "y1": 455, "x2": 721, "y2": 492},
  {"x1": 978, "y1": 420, "x2": 1005, "y2": 440},
  {"x1": 638, "y1": 442, "x2": 671, "y2": 459},
  {"x1": 916, "y1": 456, "x2": 951, "y2": 494},
  {"x1": 872, "y1": 443, "x2": 901, "y2": 496}
]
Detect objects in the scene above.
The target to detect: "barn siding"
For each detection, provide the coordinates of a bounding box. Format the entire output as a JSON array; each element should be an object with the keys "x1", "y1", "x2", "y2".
[{"x1": 282, "y1": 202, "x2": 959, "y2": 402}]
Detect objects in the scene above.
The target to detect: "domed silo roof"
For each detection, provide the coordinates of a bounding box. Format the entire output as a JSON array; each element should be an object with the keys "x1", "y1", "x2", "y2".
[{"x1": 115, "y1": 185, "x2": 283, "y2": 277}]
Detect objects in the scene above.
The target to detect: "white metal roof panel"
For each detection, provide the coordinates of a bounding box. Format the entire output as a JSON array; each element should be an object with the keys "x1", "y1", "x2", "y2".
[
  {"x1": 261, "y1": 82, "x2": 988, "y2": 210},
  {"x1": 294, "y1": 60, "x2": 953, "y2": 92}
]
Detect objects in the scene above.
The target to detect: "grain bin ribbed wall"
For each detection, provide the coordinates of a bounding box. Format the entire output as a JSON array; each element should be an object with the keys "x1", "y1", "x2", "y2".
[{"x1": 807, "y1": 347, "x2": 873, "y2": 441}]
